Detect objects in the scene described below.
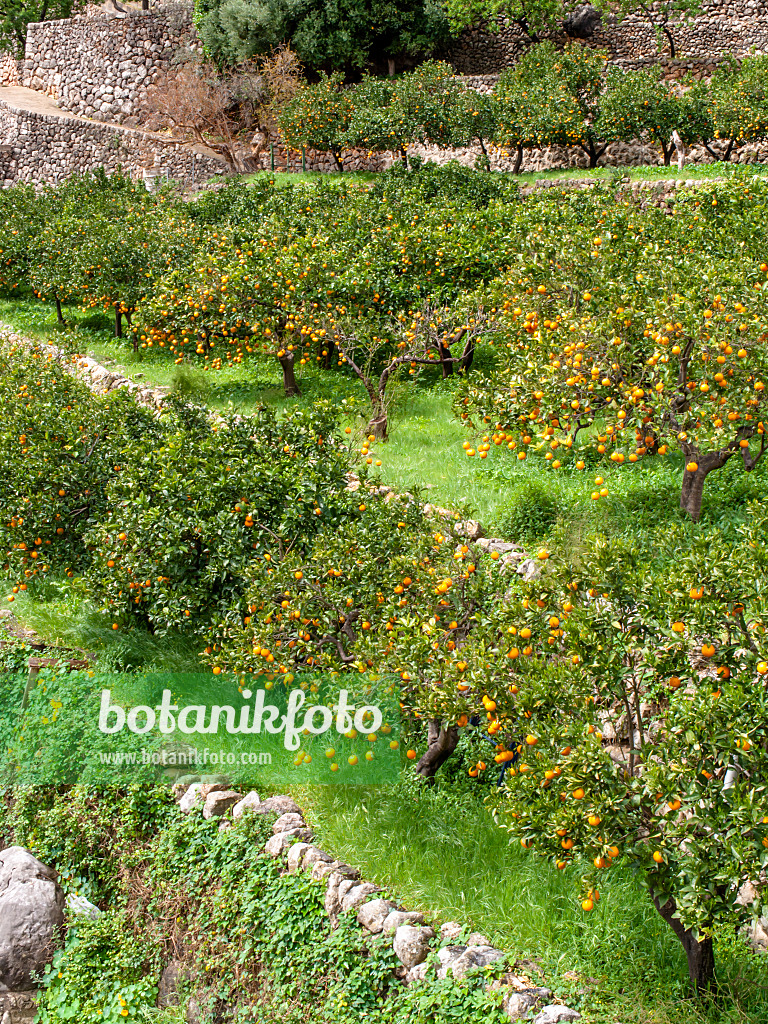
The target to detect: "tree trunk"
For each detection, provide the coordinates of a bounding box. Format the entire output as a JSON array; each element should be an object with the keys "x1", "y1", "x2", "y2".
[
  {"x1": 460, "y1": 337, "x2": 475, "y2": 374},
  {"x1": 438, "y1": 341, "x2": 454, "y2": 378},
  {"x1": 367, "y1": 402, "x2": 388, "y2": 440},
  {"x1": 414, "y1": 720, "x2": 460, "y2": 779},
  {"x1": 388, "y1": 58, "x2": 396, "y2": 77},
  {"x1": 55, "y1": 296, "x2": 65, "y2": 325},
  {"x1": 399, "y1": 147, "x2": 408, "y2": 168},
  {"x1": 663, "y1": 26, "x2": 676, "y2": 59},
  {"x1": 680, "y1": 451, "x2": 732, "y2": 520},
  {"x1": 331, "y1": 149, "x2": 343, "y2": 173},
  {"x1": 660, "y1": 140, "x2": 672, "y2": 166},
  {"x1": 651, "y1": 893, "x2": 715, "y2": 992},
  {"x1": 513, "y1": 144, "x2": 523, "y2": 175},
  {"x1": 277, "y1": 351, "x2": 301, "y2": 396},
  {"x1": 323, "y1": 337, "x2": 336, "y2": 369},
  {"x1": 114, "y1": 307, "x2": 122, "y2": 338}
]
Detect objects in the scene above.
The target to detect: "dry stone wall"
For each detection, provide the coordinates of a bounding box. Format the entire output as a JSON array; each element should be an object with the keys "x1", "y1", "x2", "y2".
[
  {"x1": 0, "y1": 53, "x2": 21, "y2": 87},
  {"x1": 22, "y1": 2, "x2": 199, "y2": 124},
  {"x1": 0, "y1": 96, "x2": 224, "y2": 187},
  {"x1": 451, "y1": 0, "x2": 768, "y2": 73}
]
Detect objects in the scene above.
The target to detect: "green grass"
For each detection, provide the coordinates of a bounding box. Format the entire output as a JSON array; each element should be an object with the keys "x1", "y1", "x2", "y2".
[
  {"x1": 296, "y1": 777, "x2": 768, "y2": 1024},
  {"x1": 242, "y1": 160, "x2": 768, "y2": 192},
  {"x1": 7, "y1": 580, "x2": 203, "y2": 673}
]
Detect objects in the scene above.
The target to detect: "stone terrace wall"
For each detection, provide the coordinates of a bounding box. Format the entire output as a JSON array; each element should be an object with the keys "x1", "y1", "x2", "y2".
[
  {"x1": 0, "y1": 53, "x2": 21, "y2": 87},
  {"x1": 21, "y1": 2, "x2": 199, "y2": 124},
  {"x1": 451, "y1": 0, "x2": 768, "y2": 73},
  {"x1": 0, "y1": 97, "x2": 224, "y2": 187}
]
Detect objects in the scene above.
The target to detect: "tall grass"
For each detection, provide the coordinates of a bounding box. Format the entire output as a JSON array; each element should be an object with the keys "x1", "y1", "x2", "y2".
[{"x1": 297, "y1": 777, "x2": 768, "y2": 1024}]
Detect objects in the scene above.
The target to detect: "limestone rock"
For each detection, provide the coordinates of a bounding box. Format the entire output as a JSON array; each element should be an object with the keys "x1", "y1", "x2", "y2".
[
  {"x1": 340, "y1": 882, "x2": 379, "y2": 914},
  {"x1": 505, "y1": 987, "x2": 552, "y2": 1019},
  {"x1": 0, "y1": 847, "x2": 65, "y2": 990},
  {"x1": 232, "y1": 791, "x2": 261, "y2": 818},
  {"x1": 532, "y1": 1007, "x2": 581, "y2": 1024},
  {"x1": 392, "y1": 925, "x2": 435, "y2": 968},
  {"x1": 264, "y1": 832, "x2": 298, "y2": 858},
  {"x1": 384, "y1": 909, "x2": 426, "y2": 934},
  {"x1": 273, "y1": 812, "x2": 305, "y2": 833},
  {"x1": 357, "y1": 898, "x2": 398, "y2": 934},
  {"x1": 66, "y1": 893, "x2": 101, "y2": 920},
  {"x1": 439, "y1": 920, "x2": 463, "y2": 941},
  {"x1": 286, "y1": 843, "x2": 312, "y2": 874},
  {"x1": 202, "y1": 790, "x2": 242, "y2": 819},
  {"x1": 255, "y1": 795, "x2": 301, "y2": 816},
  {"x1": 436, "y1": 943, "x2": 505, "y2": 980},
  {"x1": 178, "y1": 783, "x2": 203, "y2": 813}
]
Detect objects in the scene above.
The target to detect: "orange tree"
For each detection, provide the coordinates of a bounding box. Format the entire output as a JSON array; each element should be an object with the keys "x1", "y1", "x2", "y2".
[
  {"x1": 493, "y1": 48, "x2": 585, "y2": 173},
  {"x1": 482, "y1": 527, "x2": 768, "y2": 991},
  {"x1": 204, "y1": 487, "x2": 524, "y2": 777},
  {"x1": 0, "y1": 182, "x2": 47, "y2": 301},
  {"x1": 133, "y1": 217, "x2": 332, "y2": 394},
  {"x1": 82, "y1": 399, "x2": 352, "y2": 636},
  {"x1": 341, "y1": 65, "x2": 487, "y2": 167},
  {"x1": 500, "y1": 41, "x2": 610, "y2": 168},
  {"x1": 278, "y1": 71, "x2": 355, "y2": 171},
  {"x1": 458, "y1": 177, "x2": 768, "y2": 520},
  {"x1": 597, "y1": 67, "x2": 684, "y2": 165},
  {"x1": 0, "y1": 344, "x2": 161, "y2": 592},
  {"x1": 0, "y1": 340, "x2": 357, "y2": 634},
  {"x1": 325, "y1": 302, "x2": 493, "y2": 438},
  {"x1": 134, "y1": 165, "x2": 524, "y2": 393},
  {"x1": 706, "y1": 55, "x2": 768, "y2": 163},
  {"x1": 23, "y1": 171, "x2": 201, "y2": 340}
]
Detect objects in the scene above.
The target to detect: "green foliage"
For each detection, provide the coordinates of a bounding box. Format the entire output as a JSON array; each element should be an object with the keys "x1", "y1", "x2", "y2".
[
  {"x1": 488, "y1": 528, "x2": 768, "y2": 964},
  {"x1": 279, "y1": 72, "x2": 354, "y2": 169},
  {"x1": 443, "y1": 0, "x2": 606, "y2": 37},
  {"x1": 458, "y1": 174, "x2": 768, "y2": 518},
  {"x1": 495, "y1": 477, "x2": 563, "y2": 541},
  {"x1": 37, "y1": 914, "x2": 160, "y2": 1024},
  {"x1": 598, "y1": 67, "x2": 682, "y2": 163},
  {"x1": 707, "y1": 55, "x2": 768, "y2": 159},
  {"x1": 194, "y1": 0, "x2": 452, "y2": 72},
  {"x1": 9, "y1": 787, "x2": 512, "y2": 1024},
  {"x1": 0, "y1": 345, "x2": 160, "y2": 584}
]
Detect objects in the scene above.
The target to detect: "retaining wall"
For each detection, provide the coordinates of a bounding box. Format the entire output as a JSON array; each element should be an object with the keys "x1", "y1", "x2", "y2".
[
  {"x1": 0, "y1": 97, "x2": 225, "y2": 187},
  {"x1": 450, "y1": 0, "x2": 768, "y2": 73},
  {"x1": 21, "y1": 2, "x2": 199, "y2": 124}
]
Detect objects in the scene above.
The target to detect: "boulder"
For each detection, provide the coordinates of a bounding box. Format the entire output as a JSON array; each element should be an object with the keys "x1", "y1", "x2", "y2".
[
  {"x1": 264, "y1": 832, "x2": 299, "y2": 858},
  {"x1": 273, "y1": 812, "x2": 305, "y2": 833},
  {"x1": 383, "y1": 909, "x2": 426, "y2": 934},
  {"x1": 255, "y1": 795, "x2": 301, "y2": 816},
  {"x1": 0, "y1": 847, "x2": 65, "y2": 990},
  {"x1": 357, "y1": 899, "x2": 398, "y2": 934},
  {"x1": 66, "y1": 894, "x2": 100, "y2": 920},
  {"x1": 392, "y1": 925, "x2": 434, "y2": 968},
  {"x1": 232, "y1": 791, "x2": 261, "y2": 818},
  {"x1": 533, "y1": 1007, "x2": 581, "y2": 1024},
  {"x1": 563, "y1": 3, "x2": 602, "y2": 37},
  {"x1": 286, "y1": 843, "x2": 312, "y2": 874},
  {"x1": 437, "y1": 942, "x2": 505, "y2": 980},
  {"x1": 439, "y1": 920, "x2": 463, "y2": 941},
  {"x1": 202, "y1": 790, "x2": 242, "y2": 819},
  {"x1": 341, "y1": 882, "x2": 379, "y2": 913},
  {"x1": 302, "y1": 847, "x2": 333, "y2": 870},
  {"x1": 178, "y1": 783, "x2": 203, "y2": 813},
  {"x1": 503, "y1": 988, "x2": 552, "y2": 1021}
]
